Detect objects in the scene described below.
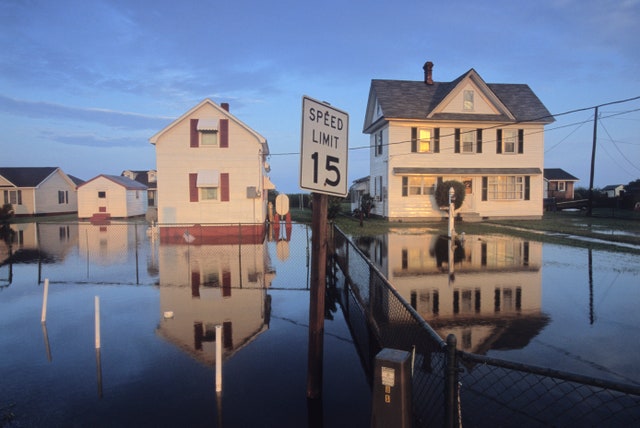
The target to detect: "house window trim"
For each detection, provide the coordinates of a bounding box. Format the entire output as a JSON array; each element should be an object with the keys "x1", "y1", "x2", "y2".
[
  {"x1": 402, "y1": 176, "x2": 436, "y2": 197},
  {"x1": 463, "y1": 90, "x2": 474, "y2": 111},
  {"x1": 485, "y1": 175, "x2": 529, "y2": 201}
]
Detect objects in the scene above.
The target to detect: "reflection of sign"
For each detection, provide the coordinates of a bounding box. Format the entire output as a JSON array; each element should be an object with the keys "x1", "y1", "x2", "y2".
[
  {"x1": 275, "y1": 194, "x2": 290, "y2": 216},
  {"x1": 299, "y1": 96, "x2": 349, "y2": 197},
  {"x1": 381, "y1": 366, "x2": 395, "y2": 387}
]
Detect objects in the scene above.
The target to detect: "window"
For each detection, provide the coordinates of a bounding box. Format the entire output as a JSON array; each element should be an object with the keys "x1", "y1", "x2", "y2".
[
  {"x1": 58, "y1": 190, "x2": 68, "y2": 204},
  {"x1": 98, "y1": 191, "x2": 106, "y2": 198},
  {"x1": 190, "y1": 118, "x2": 228, "y2": 148},
  {"x1": 412, "y1": 127, "x2": 439, "y2": 153},
  {"x1": 197, "y1": 170, "x2": 219, "y2": 201},
  {"x1": 488, "y1": 176, "x2": 524, "y2": 200},
  {"x1": 462, "y1": 129, "x2": 475, "y2": 153},
  {"x1": 375, "y1": 130, "x2": 383, "y2": 156},
  {"x1": 402, "y1": 176, "x2": 436, "y2": 196},
  {"x1": 558, "y1": 182, "x2": 566, "y2": 192},
  {"x1": 463, "y1": 90, "x2": 474, "y2": 111},
  {"x1": 504, "y1": 129, "x2": 517, "y2": 153},
  {"x1": 4, "y1": 189, "x2": 22, "y2": 205}
]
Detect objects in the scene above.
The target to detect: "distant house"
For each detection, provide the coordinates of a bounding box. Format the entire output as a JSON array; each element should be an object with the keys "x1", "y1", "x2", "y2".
[
  {"x1": 77, "y1": 174, "x2": 148, "y2": 220},
  {"x1": 0, "y1": 167, "x2": 79, "y2": 216},
  {"x1": 602, "y1": 184, "x2": 625, "y2": 198},
  {"x1": 362, "y1": 61, "x2": 554, "y2": 221},
  {"x1": 544, "y1": 168, "x2": 579, "y2": 200},
  {"x1": 349, "y1": 176, "x2": 370, "y2": 213},
  {"x1": 149, "y1": 99, "x2": 274, "y2": 244},
  {"x1": 122, "y1": 170, "x2": 157, "y2": 207}
]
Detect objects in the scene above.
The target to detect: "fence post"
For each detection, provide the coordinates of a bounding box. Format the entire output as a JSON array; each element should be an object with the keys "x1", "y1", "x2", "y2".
[{"x1": 445, "y1": 334, "x2": 459, "y2": 428}]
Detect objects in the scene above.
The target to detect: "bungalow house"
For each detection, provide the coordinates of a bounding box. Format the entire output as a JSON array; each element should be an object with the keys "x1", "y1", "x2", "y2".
[
  {"x1": 602, "y1": 184, "x2": 625, "y2": 198},
  {"x1": 77, "y1": 174, "x2": 148, "y2": 220},
  {"x1": 362, "y1": 61, "x2": 555, "y2": 221},
  {"x1": 349, "y1": 176, "x2": 370, "y2": 213},
  {"x1": 122, "y1": 170, "x2": 157, "y2": 207},
  {"x1": 149, "y1": 99, "x2": 274, "y2": 244},
  {"x1": 0, "y1": 167, "x2": 79, "y2": 216},
  {"x1": 544, "y1": 168, "x2": 579, "y2": 200}
]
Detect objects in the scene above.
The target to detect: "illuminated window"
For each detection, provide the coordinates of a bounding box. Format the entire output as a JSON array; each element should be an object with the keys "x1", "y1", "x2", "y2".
[
  {"x1": 402, "y1": 176, "x2": 436, "y2": 196},
  {"x1": 488, "y1": 176, "x2": 524, "y2": 200}
]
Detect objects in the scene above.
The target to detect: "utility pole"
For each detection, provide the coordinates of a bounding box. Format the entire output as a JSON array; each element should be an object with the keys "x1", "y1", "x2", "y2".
[{"x1": 587, "y1": 106, "x2": 598, "y2": 217}]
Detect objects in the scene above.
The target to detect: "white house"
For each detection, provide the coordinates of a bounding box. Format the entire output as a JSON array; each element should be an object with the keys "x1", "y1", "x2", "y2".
[
  {"x1": 149, "y1": 99, "x2": 274, "y2": 244},
  {"x1": 0, "y1": 167, "x2": 79, "y2": 216},
  {"x1": 77, "y1": 174, "x2": 148, "y2": 220},
  {"x1": 602, "y1": 184, "x2": 625, "y2": 198},
  {"x1": 362, "y1": 61, "x2": 555, "y2": 221}
]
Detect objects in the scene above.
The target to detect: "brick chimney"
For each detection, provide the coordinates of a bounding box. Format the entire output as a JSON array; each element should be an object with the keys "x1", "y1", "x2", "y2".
[
  {"x1": 423, "y1": 61, "x2": 434, "y2": 85},
  {"x1": 221, "y1": 102, "x2": 229, "y2": 112}
]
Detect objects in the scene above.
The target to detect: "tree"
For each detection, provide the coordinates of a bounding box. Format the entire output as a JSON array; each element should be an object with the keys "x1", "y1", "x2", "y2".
[
  {"x1": 435, "y1": 180, "x2": 466, "y2": 210},
  {"x1": 0, "y1": 203, "x2": 15, "y2": 246},
  {"x1": 360, "y1": 193, "x2": 374, "y2": 218}
]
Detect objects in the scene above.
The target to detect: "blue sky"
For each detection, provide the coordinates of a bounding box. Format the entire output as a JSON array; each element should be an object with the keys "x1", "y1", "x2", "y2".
[{"x1": 1, "y1": 0, "x2": 639, "y2": 193}]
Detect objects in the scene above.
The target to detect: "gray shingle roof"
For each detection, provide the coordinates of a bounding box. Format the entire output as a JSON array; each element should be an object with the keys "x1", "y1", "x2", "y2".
[
  {"x1": 0, "y1": 167, "x2": 58, "y2": 187},
  {"x1": 364, "y1": 69, "x2": 554, "y2": 132},
  {"x1": 544, "y1": 168, "x2": 579, "y2": 181}
]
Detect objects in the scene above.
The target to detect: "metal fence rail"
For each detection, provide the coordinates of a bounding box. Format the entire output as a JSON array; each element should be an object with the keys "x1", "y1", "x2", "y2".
[{"x1": 332, "y1": 225, "x2": 640, "y2": 427}]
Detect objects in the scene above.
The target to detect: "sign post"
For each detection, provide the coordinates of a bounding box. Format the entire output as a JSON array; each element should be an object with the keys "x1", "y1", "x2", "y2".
[{"x1": 300, "y1": 96, "x2": 348, "y2": 399}]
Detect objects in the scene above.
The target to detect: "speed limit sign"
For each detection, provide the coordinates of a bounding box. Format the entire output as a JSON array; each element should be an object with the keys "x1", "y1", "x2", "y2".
[{"x1": 299, "y1": 95, "x2": 349, "y2": 197}]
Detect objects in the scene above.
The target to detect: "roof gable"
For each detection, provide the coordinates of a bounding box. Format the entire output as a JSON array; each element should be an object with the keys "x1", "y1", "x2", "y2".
[
  {"x1": 148, "y1": 98, "x2": 269, "y2": 154},
  {"x1": 0, "y1": 167, "x2": 60, "y2": 187},
  {"x1": 363, "y1": 68, "x2": 554, "y2": 133}
]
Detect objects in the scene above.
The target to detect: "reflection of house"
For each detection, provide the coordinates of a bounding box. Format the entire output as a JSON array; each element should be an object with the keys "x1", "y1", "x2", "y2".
[
  {"x1": 349, "y1": 176, "x2": 370, "y2": 213},
  {"x1": 544, "y1": 168, "x2": 579, "y2": 200},
  {"x1": 77, "y1": 175, "x2": 148, "y2": 220},
  {"x1": 0, "y1": 167, "x2": 79, "y2": 216},
  {"x1": 602, "y1": 184, "x2": 625, "y2": 198},
  {"x1": 365, "y1": 231, "x2": 547, "y2": 354},
  {"x1": 156, "y1": 240, "x2": 275, "y2": 364},
  {"x1": 122, "y1": 170, "x2": 157, "y2": 207},
  {"x1": 149, "y1": 99, "x2": 275, "y2": 244},
  {"x1": 1, "y1": 222, "x2": 78, "y2": 266},
  {"x1": 362, "y1": 61, "x2": 554, "y2": 221}
]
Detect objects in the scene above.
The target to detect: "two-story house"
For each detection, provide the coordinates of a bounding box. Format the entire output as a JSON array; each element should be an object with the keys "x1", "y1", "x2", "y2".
[
  {"x1": 362, "y1": 61, "x2": 554, "y2": 221},
  {"x1": 149, "y1": 99, "x2": 274, "y2": 244}
]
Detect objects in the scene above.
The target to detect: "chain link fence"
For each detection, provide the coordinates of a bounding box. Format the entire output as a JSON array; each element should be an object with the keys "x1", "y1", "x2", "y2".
[{"x1": 332, "y1": 225, "x2": 640, "y2": 427}]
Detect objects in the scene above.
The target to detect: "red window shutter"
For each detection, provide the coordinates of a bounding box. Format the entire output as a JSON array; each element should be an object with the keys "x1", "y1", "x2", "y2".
[
  {"x1": 220, "y1": 173, "x2": 230, "y2": 201},
  {"x1": 190, "y1": 119, "x2": 199, "y2": 147},
  {"x1": 222, "y1": 271, "x2": 231, "y2": 297},
  {"x1": 219, "y1": 119, "x2": 229, "y2": 148},
  {"x1": 189, "y1": 173, "x2": 198, "y2": 202},
  {"x1": 191, "y1": 271, "x2": 200, "y2": 298}
]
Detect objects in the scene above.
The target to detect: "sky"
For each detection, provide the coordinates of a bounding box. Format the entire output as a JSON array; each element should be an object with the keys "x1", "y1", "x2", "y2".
[{"x1": 1, "y1": 0, "x2": 639, "y2": 194}]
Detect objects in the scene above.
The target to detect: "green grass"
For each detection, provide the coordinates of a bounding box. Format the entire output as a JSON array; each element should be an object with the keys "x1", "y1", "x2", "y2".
[{"x1": 291, "y1": 207, "x2": 640, "y2": 255}]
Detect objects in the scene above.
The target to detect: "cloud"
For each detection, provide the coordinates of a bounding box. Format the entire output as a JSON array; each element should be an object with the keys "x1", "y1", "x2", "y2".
[
  {"x1": 0, "y1": 95, "x2": 171, "y2": 130},
  {"x1": 39, "y1": 130, "x2": 146, "y2": 148}
]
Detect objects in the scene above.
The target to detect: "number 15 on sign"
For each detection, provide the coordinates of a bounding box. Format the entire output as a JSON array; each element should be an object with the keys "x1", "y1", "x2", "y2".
[{"x1": 300, "y1": 95, "x2": 349, "y2": 197}]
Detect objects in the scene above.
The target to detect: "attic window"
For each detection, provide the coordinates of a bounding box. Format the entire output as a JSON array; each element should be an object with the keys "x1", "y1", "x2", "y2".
[
  {"x1": 197, "y1": 119, "x2": 219, "y2": 146},
  {"x1": 463, "y1": 90, "x2": 474, "y2": 111}
]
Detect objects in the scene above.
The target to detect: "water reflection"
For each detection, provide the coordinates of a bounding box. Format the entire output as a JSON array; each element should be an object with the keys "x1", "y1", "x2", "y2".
[
  {"x1": 156, "y1": 238, "x2": 276, "y2": 366},
  {"x1": 356, "y1": 229, "x2": 549, "y2": 354}
]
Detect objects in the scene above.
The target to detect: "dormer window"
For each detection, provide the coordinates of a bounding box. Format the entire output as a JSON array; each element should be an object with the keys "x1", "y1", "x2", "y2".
[{"x1": 463, "y1": 90, "x2": 474, "y2": 111}]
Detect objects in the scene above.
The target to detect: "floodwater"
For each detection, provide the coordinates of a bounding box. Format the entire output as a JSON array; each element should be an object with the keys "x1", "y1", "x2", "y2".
[
  {"x1": 1, "y1": 221, "x2": 639, "y2": 427},
  {"x1": 0, "y1": 222, "x2": 370, "y2": 427},
  {"x1": 353, "y1": 227, "x2": 640, "y2": 386}
]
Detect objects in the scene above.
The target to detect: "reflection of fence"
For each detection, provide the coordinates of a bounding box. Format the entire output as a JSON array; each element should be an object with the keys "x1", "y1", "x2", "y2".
[{"x1": 332, "y1": 226, "x2": 640, "y2": 427}]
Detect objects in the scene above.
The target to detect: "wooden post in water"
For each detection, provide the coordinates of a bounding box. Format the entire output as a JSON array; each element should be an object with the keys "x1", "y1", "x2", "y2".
[
  {"x1": 41, "y1": 278, "x2": 49, "y2": 323},
  {"x1": 307, "y1": 192, "x2": 328, "y2": 399},
  {"x1": 216, "y1": 324, "x2": 223, "y2": 393}
]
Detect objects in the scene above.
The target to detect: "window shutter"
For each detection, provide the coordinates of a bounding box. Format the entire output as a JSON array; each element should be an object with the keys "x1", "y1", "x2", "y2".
[
  {"x1": 411, "y1": 127, "x2": 417, "y2": 153},
  {"x1": 222, "y1": 271, "x2": 231, "y2": 297},
  {"x1": 518, "y1": 129, "x2": 524, "y2": 154},
  {"x1": 219, "y1": 119, "x2": 229, "y2": 148},
  {"x1": 496, "y1": 129, "x2": 502, "y2": 153},
  {"x1": 17, "y1": 190, "x2": 22, "y2": 205},
  {"x1": 3, "y1": 191, "x2": 7, "y2": 204},
  {"x1": 189, "y1": 173, "x2": 198, "y2": 202},
  {"x1": 220, "y1": 173, "x2": 230, "y2": 201},
  {"x1": 402, "y1": 176, "x2": 408, "y2": 196},
  {"x1": 191, "y1": 271, "x2": 200, "y2": 298},
  {"x1": 454, "y1": 129, "x2": 460, "y2": 153},
  {"x1": 524, "y1": 176, "x2": 530, "y2": 200},
  {"x1": 190, "y1": 119, "x2": 199, "y2": 147},
  {"x1": 476, "y1": 129, "x2": 483, "y2": 153},
  {"x1": 482, "y1": 177, "x2": 488, "y2": 201},
  {"x1": 434, "y1": 128, "x2": 440, "y2": 153}
]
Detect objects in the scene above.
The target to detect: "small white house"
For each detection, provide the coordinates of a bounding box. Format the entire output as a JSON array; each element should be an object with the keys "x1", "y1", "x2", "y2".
[{"x1": 77, "y1": 175, "x2": 148, "y2": 220}]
